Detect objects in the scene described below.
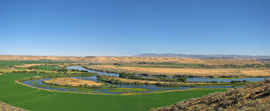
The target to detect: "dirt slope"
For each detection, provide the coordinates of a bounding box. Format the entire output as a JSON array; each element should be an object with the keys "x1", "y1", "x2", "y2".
[{"x1": 151, "y1": 79, "x2": 270, "y2": 111}]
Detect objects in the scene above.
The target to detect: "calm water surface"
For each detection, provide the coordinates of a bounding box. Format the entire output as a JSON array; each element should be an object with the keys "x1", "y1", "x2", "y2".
[{"x1": 22, "y1": 66, "x2": 265, "y2": 94}]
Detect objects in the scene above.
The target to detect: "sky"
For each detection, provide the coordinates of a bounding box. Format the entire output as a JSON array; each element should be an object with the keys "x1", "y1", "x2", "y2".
[{"x1": 0, "y1": 0, "x2": 269, "y2": 56}]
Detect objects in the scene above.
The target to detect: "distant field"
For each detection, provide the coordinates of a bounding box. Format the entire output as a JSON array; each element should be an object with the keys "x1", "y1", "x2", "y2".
[
  {"x1": 0, "y1": 73, "x2": 226, "y2": 111},
  {"x1": 0, "y1": 65, "x2": 8, "y2": 69},
  {"x1": 0, "y1": 61, "x2": 43, "y2": 66},
  {"x1": 117, "y1": 65, "x2": 185, "y2": 68},
  {"x1": 32, "y1": 65, "x2": 56, "y2": 71},
  {"x1": 149, "y1": 63, "x2": 203, "y2": 66},
  {"x1": 0, "y1": 60, "x2": 72, "y2": 66},
  {"x1": 86, "y1": 65, "x2": 270, "y2": 77}
]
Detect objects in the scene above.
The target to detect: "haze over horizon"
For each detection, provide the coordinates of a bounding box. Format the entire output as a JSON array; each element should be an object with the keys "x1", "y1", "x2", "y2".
[{"x1": 0, "y1": 0, "x2": 269, "y2": 56}]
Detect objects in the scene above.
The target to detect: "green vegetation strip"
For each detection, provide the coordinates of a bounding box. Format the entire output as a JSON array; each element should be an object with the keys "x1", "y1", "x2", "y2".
[
  {"x1": 149, "y1": 63, "x2": 203, "y2": 66},
  {"x1": 116, "y1": 65, "x2": 185, "y2": 68},
  {"x1": 0, "y1": 60, "x2": 72, "y2": 66},
  {"x1": 32, "y1": 65, "x2": 56, "y2": 71},
  {"x1": 0, "y1": 73, "x2": 227, "y2": 111}
]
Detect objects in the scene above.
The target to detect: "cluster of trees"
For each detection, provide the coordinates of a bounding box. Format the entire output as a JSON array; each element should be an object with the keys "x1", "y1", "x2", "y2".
[
  {"x1": 150, "y1": 79, "x2": 270, "y2": 111},
  {"x1": 221, "y1": 64, "x2": 270, "y2": 68},
  {"x1": 70, "y1": 69, "x2": 88, "y2": 72},
  {"x1": 6, "y1": 65, "x2": 15, "y2": 68},
  {"x1": 97, "y1": 75, "x2": 196, "y2": 87},
  {"x1": 71, "y1": 69, "x2": 79, "y2": 71},
  {"x1": 27, "y1": 66, "x2": 38, "y2": 70},
  {"x1": 89, "y1": 63, "x2": 102, "y2": 65},
  {"x1": 11, "y1": 71, "x2": 45, "y2": 73},
  {"x1": 113, "y1": 63, "x2": 121, "y2": 65},
  {"x1": 53, "y1": 68, "x2": 68, "y2": 71},
  {"x1": 230, "y1": 80, "x2": 248, "y2": 83},
  {"x1": 97, "y1": 75, "x2": 123, "y2": 84},
  {"x1": 119, "y1": 74, "x2": 188, "y2": 83}
]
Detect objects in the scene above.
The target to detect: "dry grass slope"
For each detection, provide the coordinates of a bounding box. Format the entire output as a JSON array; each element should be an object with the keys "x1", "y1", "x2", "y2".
[
  {"x1": 0, "y1": 101, "x2": 28, "y2": 111},
  {"x1": 150, "y1": 79, "x2": 270, "y2": 111}
]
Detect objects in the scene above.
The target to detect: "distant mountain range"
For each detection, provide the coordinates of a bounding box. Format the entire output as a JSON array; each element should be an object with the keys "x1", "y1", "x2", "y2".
[{"x1": 134, "y1": 53, "x2": 270, "y2": 58}]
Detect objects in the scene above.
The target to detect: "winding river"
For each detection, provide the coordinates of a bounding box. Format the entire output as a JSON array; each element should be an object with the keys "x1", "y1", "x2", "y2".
[{"x1": 21, "y1": 66, "x2": 267, "y2": 94}]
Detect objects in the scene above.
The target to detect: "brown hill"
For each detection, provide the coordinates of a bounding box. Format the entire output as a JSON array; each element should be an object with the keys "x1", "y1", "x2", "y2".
[
  {"x1": 150, "y1": 79, "x2": 270, "y2": 111},
  {"x1": 0, "y1": 101, "x2": 28, "y2": 111}
]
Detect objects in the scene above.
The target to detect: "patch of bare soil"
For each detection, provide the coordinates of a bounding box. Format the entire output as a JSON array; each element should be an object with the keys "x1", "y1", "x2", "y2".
[
  {"x1": 14, "y1": 64, "x2": 41, "y2": 68},
  {"x1": 44, "y1": 78, "x2": 102, "y2": 87}
]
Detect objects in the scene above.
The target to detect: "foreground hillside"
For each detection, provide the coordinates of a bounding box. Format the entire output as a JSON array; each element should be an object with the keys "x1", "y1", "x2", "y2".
[
  {"x1": 0, "y1": 101, "x2": 27, "y2": 111},
  {"x1": 151, "y1": 79, "x2": 270, "y2": 111}
]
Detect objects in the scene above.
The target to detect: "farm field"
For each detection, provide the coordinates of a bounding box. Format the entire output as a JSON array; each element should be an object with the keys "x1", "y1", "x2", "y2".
[
  {"x1": 85, "y1": 65, "x2": 270, "y2": 77},
  {"x1": 32, "y1": 65, "x2": 56, "y2": 71},
  {"x1": 0, "y1": 60, "x2": 72, "y2": 66},
  {"x1": 0, "y1": 73, "x2": 227, "y2": 111}
]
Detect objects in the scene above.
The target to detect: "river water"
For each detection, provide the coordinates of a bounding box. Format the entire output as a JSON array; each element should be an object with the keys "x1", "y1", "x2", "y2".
[
  {"x1": 67, "y1": 66, "x2": 267, "y2": 82},
  {"x1": 22, "y1": 66, "x2": 266, "y2": 94}
]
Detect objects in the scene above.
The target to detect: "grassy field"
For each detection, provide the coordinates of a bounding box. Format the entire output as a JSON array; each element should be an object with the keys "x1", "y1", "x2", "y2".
[
  {"x1": 0, "y1": 60, "x2": 73, "y2": 66},
  {"x1": 32, "y1": 65, "x2": 56, "y2": 71},
  {"x1": 0, "y1": 73, "x2": 227, "y2": 111},
  {"x1": 149, "y1": 63, "x2": 203, "y2": 66},
  {"x1": 117, "y1": 65, "x2": 185, "y2": 68}
]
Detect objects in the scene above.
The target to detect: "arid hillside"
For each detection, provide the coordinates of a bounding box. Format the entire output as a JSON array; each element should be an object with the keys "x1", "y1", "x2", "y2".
[
  {"x1": 0, "y1": 101, "x2": 28, "y2": 111},
  {"x1": 151, "y1": 79, "x2": 270, "y2": 111},
  {"x1": 0, "y1": 55, "x2": 264, "y2": 65}
]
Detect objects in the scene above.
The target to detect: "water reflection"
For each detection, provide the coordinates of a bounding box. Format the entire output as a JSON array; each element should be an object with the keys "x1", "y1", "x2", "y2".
[
  {"x1": 23, "y1": 78, "x2": 238, "y2": 94},
  {"x1": 21, "y1": 66, "x2": 262, "y2": 94},
  {"x1": 67, "y1": 66, "x2": 268, "y2": 82}
]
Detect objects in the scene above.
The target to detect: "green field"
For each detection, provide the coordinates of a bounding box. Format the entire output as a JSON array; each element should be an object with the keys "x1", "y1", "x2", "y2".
[
  {"x1": 117, "y1": 65, "x2": 185, "y2": 68},
  {"x1": 0, "y1": 73, "x2": 227, "y2": 111},
  {"x1": 0, "y1": 60, "x2": 73, "y2": 66},
  {"x1": 149, "y1": 63, "x2": 203, "y2": 66},
  {"x1": 32, "y1": 65, "x2": 56, "y2": 71}
]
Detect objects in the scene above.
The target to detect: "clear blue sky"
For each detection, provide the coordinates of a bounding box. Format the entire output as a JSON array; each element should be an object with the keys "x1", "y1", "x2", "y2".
[{"x1": 0, "y1": 0, "x2": 269, "y2": 56}]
